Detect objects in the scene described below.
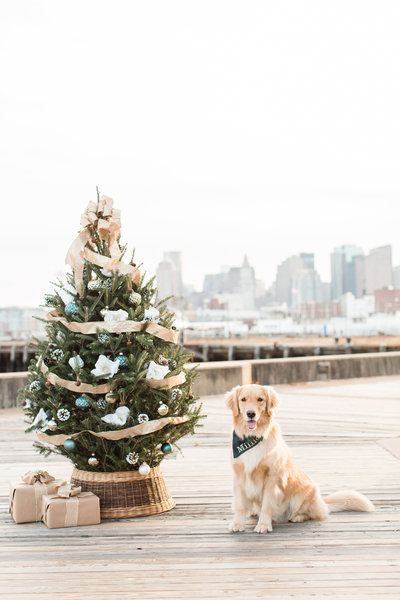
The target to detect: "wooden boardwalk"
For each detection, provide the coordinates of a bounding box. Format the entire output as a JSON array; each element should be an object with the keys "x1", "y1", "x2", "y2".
[{"x1": 1, "y1": 376, "x2": 400, "y2": 599}]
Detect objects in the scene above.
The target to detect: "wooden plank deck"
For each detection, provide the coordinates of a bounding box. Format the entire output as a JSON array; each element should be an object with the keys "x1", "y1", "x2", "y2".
[{"x1": 1, "y1": 375, "x2": 400, "y2": 599}]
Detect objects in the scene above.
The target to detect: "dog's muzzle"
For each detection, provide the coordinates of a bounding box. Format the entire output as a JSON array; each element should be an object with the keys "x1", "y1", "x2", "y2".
[{"x1": 246, "y1": 411, "x2": 257, "y2": 430}]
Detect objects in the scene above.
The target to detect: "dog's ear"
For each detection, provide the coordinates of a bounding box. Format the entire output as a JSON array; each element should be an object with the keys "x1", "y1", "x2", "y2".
[
  {"x1": 225, "y1": 386, "x2": 241, "y2": 416},
  {"x1": 264, "y1": 386, "x2": 280, "y2": 411}
]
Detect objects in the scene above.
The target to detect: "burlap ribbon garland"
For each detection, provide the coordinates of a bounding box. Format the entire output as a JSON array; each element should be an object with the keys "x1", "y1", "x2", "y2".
[
  {"x1": 40, "y1": 362, "x2": 186, "y2": 394},
  {"x1": 146, "y1": 371, "x2": 186, "y2": 388},
  {"x1": 46, "y1": 310, "x2": 179, "y2": 344},
  {"x1": 65, "y1": 195, "x2": 140, "y2": 294},
  {"x1": 36, "y1": 414, "x2": 189, "y2": 446},
  {"x1": 40, "y1": 362, "x2": 111, "y2": 394},
  {"x1": 83, "y1": 247, "x2": 140, "y2": 284}
]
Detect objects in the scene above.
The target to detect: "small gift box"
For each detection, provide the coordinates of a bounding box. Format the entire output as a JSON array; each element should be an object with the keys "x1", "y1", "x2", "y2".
[
  {"x1": 42, "y1": 482, "x2": 100, "y2": 529},
  {"x1": 10, "y1": 470, "x2": 63, "y2": 524}
]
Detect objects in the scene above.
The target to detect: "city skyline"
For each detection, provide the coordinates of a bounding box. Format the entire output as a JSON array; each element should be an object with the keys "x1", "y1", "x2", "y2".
[{"x1": 1, "y1": 238, "x2": 399, "y2": 309}]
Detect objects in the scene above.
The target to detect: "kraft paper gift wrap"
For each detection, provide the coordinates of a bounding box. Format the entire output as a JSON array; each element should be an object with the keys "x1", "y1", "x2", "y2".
[
  {"x1": 9, "y1": 470, "x2": 63, "y2": 524},
  {"x1": 42, "y1": 489, "x2": 100, "y2": 529}
]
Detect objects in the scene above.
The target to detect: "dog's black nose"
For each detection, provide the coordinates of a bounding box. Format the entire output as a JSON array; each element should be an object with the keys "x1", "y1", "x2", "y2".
[{"x1": 246, "y1": 411, "x2": 256, "y2": 419}]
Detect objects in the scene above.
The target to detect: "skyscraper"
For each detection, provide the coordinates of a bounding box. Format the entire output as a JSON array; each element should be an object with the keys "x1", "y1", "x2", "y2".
[
  {"x1": 275, "y1": 253, "x2": 319, "y2": 308},
  {"x1": 364, "y1": 245, "x2": 392, "y2": 294},
  {"x1": 156, "y1": 251, "x2": 184, "y2": 305},
  {"x1": 354, "y1": 245, "x2": 393, "y2": 296},
  {"x1": 330, "y1": 245, "x2": 364, "y2": 300},
  {"x1": 202, "y1": 256, "x2": 257, "y2": 310},
  {"x1": 163, "y1": 251, "x2": 183, "y2": 298},
  {"x1": 393, "y1": 265, "x2": 400, "y2": 289}
]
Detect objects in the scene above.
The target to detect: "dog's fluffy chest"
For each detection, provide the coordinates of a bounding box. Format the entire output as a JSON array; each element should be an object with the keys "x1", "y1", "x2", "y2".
[
  {"x1": 242, "y1": 444, "x2": 267, "y2": 500},
  {"x1": 234, "y1": 440, "x2": 274, "y2": 500},
  {"x1": 240, "y1": 440, "x2": 267, "y2": 474}
]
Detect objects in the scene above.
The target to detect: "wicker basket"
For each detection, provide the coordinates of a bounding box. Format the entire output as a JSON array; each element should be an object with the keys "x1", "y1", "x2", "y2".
[{"x1": 71, "y1": 466, "x2": 175, "y2": 518}]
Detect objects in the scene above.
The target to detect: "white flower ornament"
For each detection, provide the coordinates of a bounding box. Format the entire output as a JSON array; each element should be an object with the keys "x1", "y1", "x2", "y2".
[
  {"x1": 146, "y1": 361, "x2": 170, "y2": 380},
  {"x1": 58, "y1": 283, "x2": 77, "y2": 305},
  {"x1": 91, "y1": 355, "x2": 120, "y2": 379},
  {"x1": 144, "y1": 306, "x2": 160, "y2": 322},
  {"x1": 101, "y1": 406, "x2": 130, "y2": 426},
  {"x1": 103, "y1": 309, "x2": 129, "y2": 322},
  {"x1": 68, "y1": 355, "x2": 84, "y2": 370}
]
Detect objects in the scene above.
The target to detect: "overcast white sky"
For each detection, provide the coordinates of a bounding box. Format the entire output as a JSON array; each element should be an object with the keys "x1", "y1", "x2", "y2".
[{"x1": 1, "y1": 1, "x2": 400, "y2": 306}]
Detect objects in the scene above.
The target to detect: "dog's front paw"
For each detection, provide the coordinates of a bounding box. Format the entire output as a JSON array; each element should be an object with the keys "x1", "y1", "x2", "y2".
[
  {"x1": 229, "y1": 520, "x2": 245, "y2": 532},
  {"x1": 254, "y1": 520, "x2": 273, "y2": 533}
]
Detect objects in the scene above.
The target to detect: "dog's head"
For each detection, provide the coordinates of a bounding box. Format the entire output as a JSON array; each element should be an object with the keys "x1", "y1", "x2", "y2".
[{"x1": 225, "y1": 383, "x2": 279, "y2": 436}]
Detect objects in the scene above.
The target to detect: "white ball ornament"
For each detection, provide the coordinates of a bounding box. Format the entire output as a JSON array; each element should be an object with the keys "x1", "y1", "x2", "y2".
[
  {"x1": 158, "y1": 403, "x2": 169, "y2": 416},
  {"x1": 47, "y1": 419, "x2": 57, "y2": 431},
  {"x1": 138, "y1": 413, "x2": 149, "y2": 424},
  {"x1": 139, "y1": 463, "x2": 151, "y2": 476}
]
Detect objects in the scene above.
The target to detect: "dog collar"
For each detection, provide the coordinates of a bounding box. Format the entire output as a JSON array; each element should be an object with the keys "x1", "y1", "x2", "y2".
[{"x1": 232, "y1": 430, "x2": 263, "y2": 459}]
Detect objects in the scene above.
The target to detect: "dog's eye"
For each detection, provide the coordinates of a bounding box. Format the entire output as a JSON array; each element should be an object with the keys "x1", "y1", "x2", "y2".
[
  {"x1": 240, "y1": 397, "x2": 246, "y2": 402},
  {"x1": 257, "y1": 398, "x2": 263, "y2": 403}
]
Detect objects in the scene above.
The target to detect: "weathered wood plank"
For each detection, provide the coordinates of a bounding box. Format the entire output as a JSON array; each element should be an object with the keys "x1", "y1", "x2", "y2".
[{"x1": 1, "y1": 376, "x2": 400, "y2": 597}]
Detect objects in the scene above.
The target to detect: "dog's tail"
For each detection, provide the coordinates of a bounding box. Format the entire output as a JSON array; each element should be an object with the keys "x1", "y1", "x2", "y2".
[{"x1": 323, "y1": 490, "x2": 374, "y2": 513}]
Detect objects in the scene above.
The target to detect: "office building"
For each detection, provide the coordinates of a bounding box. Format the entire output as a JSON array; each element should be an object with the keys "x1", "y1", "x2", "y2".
[{"x1": 331, "y1": 245, "x2": 364, "y2": 299}]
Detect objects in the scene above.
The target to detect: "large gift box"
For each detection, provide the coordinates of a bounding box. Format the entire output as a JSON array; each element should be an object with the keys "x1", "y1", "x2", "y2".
[
  {"x1": 10, "y1": 470, "x2": 63, "y2": 524},
  {"x1": 42, "y1": 482, "x2": 100, "y2": 529}
]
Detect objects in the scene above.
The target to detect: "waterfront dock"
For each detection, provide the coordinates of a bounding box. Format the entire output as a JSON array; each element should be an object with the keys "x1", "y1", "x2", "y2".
[{"x1": 1, "y1": 376, "x2": 400, "y2": 598}]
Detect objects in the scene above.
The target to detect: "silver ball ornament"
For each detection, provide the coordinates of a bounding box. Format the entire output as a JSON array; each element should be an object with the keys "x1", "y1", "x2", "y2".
[
  {"x1": 128, "y1": 292, "x2": 141, "y2": 305},
  {"x1": 88, "y1": 454, "x2": 99, "y2": 467},
  {"x1": 105, "y1": 393, "x2": 116, "y2": 404},
  {"x1": 47, "y1": 419, "x2": 57, "y2": 431}
]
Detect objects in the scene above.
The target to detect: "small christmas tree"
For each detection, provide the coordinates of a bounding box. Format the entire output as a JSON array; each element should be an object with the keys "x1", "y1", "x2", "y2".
[{"x1": 21, "y1": 192, "x2": 201, "y2": 479}]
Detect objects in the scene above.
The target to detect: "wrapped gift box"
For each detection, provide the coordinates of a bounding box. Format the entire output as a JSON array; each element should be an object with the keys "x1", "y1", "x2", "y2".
[
  {"x1": 42, "y1": 488, "x2": 100, "y2": 529},
  {"x1": 10, "y1": 471, "x2": 63, "y2": 524}
]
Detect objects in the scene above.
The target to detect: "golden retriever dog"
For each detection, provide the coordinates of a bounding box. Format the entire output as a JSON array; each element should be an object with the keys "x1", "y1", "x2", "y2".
[{"x1": 226, "y1": 384, "x2": 374, "y2": 533}]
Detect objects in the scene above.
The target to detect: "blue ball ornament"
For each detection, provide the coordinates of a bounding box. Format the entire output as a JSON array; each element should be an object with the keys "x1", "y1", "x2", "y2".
[
  {"x1": 75, "y1": 396, "x2": 90, "y2": 409},
  {"x1": 63, "y1": 438, "x2": 76, "y2": 451},
  {"x1": 65, "y1": 302, "x2": 78, "y2": 317},
  {"x1": 116, "y1": 354, "x2": 128, "y2": 367},
  {"x1": 161, "y1": 443, "x2": 172, "y2": 454}
]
